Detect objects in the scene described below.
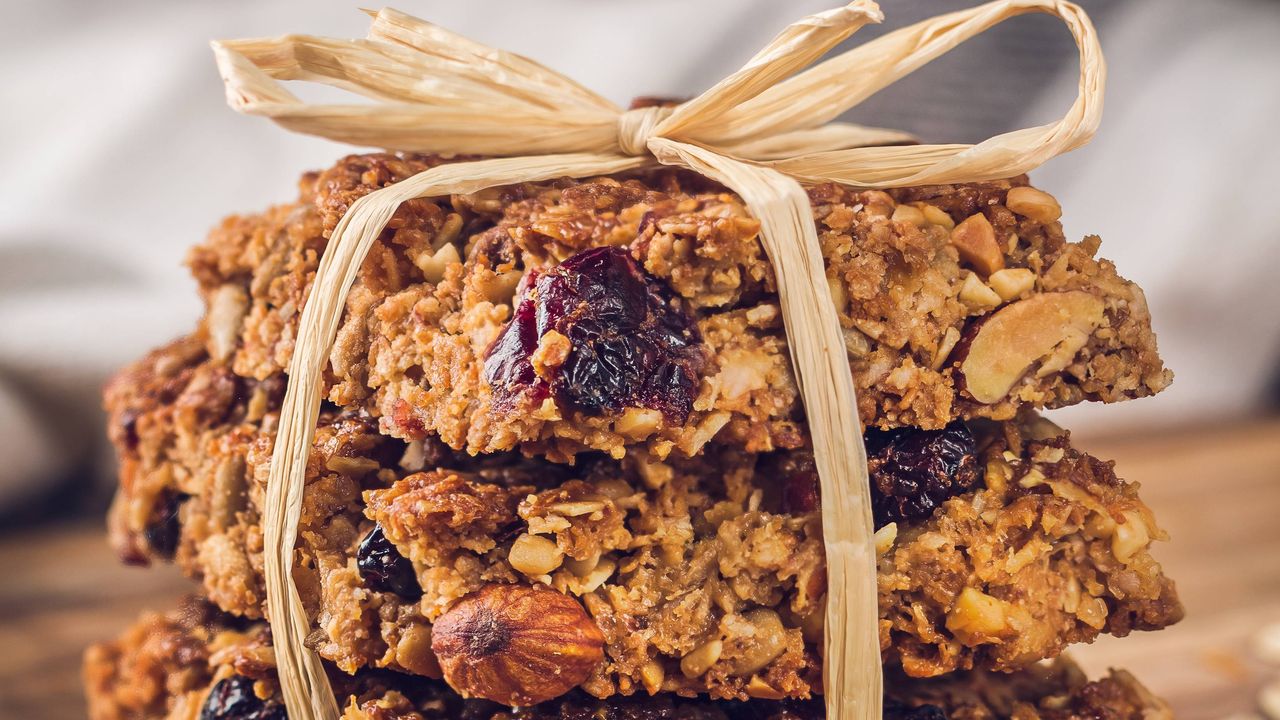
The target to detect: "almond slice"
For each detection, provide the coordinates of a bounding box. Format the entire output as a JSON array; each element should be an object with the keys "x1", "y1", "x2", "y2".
[{"x1": 958, "y1": 291, "x2": 1105, "y2": 403}]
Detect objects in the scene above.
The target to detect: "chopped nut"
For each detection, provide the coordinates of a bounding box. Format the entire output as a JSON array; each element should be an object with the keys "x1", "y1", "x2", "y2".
[
  {"x1": 614, "y1": 407, "x2": 663, "y2": 440},
  {"x1": 207, "y1": 284, "x2": 249, "y2": 363},
  {"x1": 547, "y1": 500, "x2": 606, "y2": 517},
  {"x1": 325, "y1": 456, "x2": 381, "y2": 476},
  {"x1": 1006, "y1": 186, "x2": 1062, "y2": 223},
  {"x1": 593, "y1": 479, "x2": 633, "y2": 501},
  {"x1": 950, "y1": 213, "x2": 1004, "y2": 276},
  {"x1": 891, "y1": 204, "x2": 926, "y2": 227},
  {"x1": 415, "y1": 242, "x2": 461, "y2": 283},
  {"x1": 874, "y1": 522, "x2": 898, "y2": 555},
  {"x1": 826, "y1": 273, "x2": 849, "y2": 314},
  {"x1": 959, "y1": 272, "x2": 1002, "y2": 311},
  {"x1": 576, "y1": 556, "x2": 616, "y2": 593},
  {"x1": 957, "y1": 292, "x2": 1105, "y2": 403},
  {"x1": 209, "y1": 455, "x2": 246, "y2": 532},
  {"x1": 946, "y1": 588, "x2": 1009, "y2": 643},
  {"x1": 931, "y1": 327, "x2": 962, "y2": 370},
  {"x1": 433, "y1": 212, "x2": 463, "y2": 250},
  {"x1": 531, "y1": 330, "x2": 572, "y2": 379},
  {"x1": 1111, "y1": 510, "x2": 1151, "y2": 563},
  {"x1": 1076, "y1": 595, "x2": 1108, "y2": 630},
  {"x1": 1032, "y1": 446, "x2": 1065, "y2": 464},
  {"x1": 399, "y1": 440, "x2": 427, "y2": 472},
  {"x1": 432, "y1": 584, "x2": 605, "y2": 705},
  {"x1": 987, "y1": 268, "x2": 1036, "y2": 301},
  {"x1": 680, "y1": 639, "x2": 723, "y2": 678},
  {"x1": 1017, "y1": 468, "x2": 1048, "y2": 488},
  {"x1": 640, "y1": 660, "x2": 665, "y2": 694},
  {"x1": 481, "y1": 269, "x2": 524, "y2": 305},
  {"x1": 508, "y1": 533, "x2": 564, "y2": 577},
  {"x1": 393, "y1": 622, "x2": 442, "y2": 678},
  {"x1": 843, "y1": 327, "x2": 872, "y2": 358},
  {"x1": 917, "y1": 203, "x2": 956, "y2": 229},
  {"x1": 678, "y1": 411, "x2": 730, "y2": 456},
  {"x1": 746, "y1": 676, "x2": 787, "y2": 699}
]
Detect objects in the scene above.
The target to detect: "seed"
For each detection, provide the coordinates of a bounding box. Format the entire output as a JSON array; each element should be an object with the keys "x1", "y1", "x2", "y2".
[{"x1": 508, "y1": 533, "x2": 564, "y2": 577}]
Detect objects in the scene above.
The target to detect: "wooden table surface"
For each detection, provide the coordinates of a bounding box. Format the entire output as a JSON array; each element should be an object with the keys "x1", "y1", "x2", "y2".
[{"x1": 1, "y1": 419, "x2": 1277, "y2": 720}]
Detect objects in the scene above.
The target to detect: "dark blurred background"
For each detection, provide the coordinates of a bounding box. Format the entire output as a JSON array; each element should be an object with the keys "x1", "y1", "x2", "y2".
[{"x1": 0, "y1": 1, "x2": 1278, "y2": 717}]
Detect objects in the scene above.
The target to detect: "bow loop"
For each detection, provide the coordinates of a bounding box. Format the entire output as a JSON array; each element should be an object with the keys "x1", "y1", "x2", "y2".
[{"x1": 219, "y1": 5, "x2": 1109, "y2": 720}]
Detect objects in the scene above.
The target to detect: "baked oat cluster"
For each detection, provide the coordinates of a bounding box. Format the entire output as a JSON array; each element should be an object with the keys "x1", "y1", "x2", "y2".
[{"x1": 89, "y1": 152, "x2": 1181, "y2": 716}]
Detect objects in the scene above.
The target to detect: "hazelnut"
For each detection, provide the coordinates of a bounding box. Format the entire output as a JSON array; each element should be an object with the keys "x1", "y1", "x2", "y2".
[
  {"x1": 955, "y1": 291, "x2": 1105, "y2": 403},
  {"x1": 950, "y1": 213, "x2": 1004, "y2": 276},
  {"x1": 431, "y1": 583, "x2": 605, "y2": 705}
]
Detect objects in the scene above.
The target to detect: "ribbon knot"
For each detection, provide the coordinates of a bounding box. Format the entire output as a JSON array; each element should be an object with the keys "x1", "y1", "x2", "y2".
[{"x1": 616, "y1": 105, "x2": 673, "y2": 157}]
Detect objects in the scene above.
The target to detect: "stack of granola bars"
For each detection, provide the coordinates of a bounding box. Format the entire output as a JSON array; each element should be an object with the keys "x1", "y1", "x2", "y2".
[{"x1": 84, "y1": 152, "x2": 1181, "y2": 719}]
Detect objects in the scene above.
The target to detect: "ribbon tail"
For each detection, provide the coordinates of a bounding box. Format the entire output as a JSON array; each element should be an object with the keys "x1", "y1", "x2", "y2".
[{"x1": 649, "y1": 137, "x2": 881, "y2": 720}]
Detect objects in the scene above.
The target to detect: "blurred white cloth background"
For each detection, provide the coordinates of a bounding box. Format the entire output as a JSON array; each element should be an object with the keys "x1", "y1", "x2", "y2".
[{"x1": 1, "y1": 0, "x2": 1278, "y2": 510}]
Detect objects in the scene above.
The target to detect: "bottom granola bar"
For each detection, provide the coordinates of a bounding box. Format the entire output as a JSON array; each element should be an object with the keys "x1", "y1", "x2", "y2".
[{"x1": 84, "y1": 598, "x2": 1171, "y2": 720}]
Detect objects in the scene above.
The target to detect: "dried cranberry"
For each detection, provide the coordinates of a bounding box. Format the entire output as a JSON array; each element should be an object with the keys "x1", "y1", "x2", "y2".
[
  {"x1": 144, "y1": 489, "x2": 186, "y2": 560},
  {"x1": 199, "y1": 676, "x2": 286, "y2": 720},
  {"x1": 775, "y1": 454, "x2": 820, "y2": 514},
  {"x1": 865, "y1": 421, "x2": 979, "y2": 528},
  {"x1": 357, "y1": 525, "x2": 422, "y2": 600},
  {"x1": 484, "y1": 247, "x2": 705, "y2": 422}
]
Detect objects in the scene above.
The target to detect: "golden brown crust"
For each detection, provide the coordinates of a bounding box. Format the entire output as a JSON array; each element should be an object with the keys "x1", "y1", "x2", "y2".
[
  {"x1": 101, "y1": 340, "x2": 1181, "y2": 701},
  {"x1": 185, "y1": 153, "x2": 1170, "y2": 462}
]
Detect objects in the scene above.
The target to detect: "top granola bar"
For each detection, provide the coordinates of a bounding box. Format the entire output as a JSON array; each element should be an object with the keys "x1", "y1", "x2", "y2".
[{"x1": 188, "y1": 153, "x2": 1170, "y2": 462}]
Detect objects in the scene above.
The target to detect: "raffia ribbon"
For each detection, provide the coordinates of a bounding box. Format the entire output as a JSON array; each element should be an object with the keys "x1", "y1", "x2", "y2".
[{"x1": 211, "y1": 2, "x2": 1103, "y2": 718}]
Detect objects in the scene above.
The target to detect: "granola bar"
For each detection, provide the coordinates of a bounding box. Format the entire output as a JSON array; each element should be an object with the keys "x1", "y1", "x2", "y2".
[
  {"x1": 84, "y1": 599, "x2": 1172, "y2": 720},
  {"x1": 186, "y1": 154, "x2": 1170, "y2": 462},
  {"x1": 102, "y1": 338, "x2": 1181, "y2": 702}
]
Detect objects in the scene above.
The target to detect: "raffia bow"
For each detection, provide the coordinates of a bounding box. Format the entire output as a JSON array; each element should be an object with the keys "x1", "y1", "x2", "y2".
[{"x1": 210, "y1": 2, "x2": 1103, "y2": 719}]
